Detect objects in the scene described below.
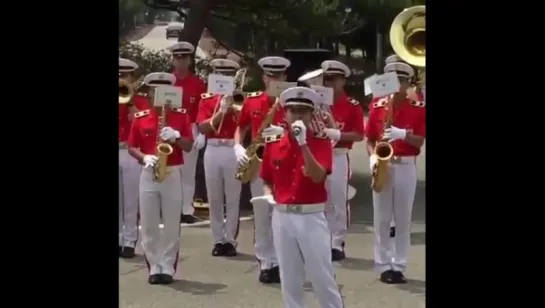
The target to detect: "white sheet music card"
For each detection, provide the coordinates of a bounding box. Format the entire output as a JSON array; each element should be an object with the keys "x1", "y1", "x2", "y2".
[
  {"x1": 311, "y1": 85, "x2": 334, "y2": 106},
  {"x1": 154, "y1": 85, "x2": 183, "y2": 108},
  {"x1": 267, "y1": 81, "x2": 296, "y2": 97},
  {"x1": 207, "y1": 73, "x2": 235, "y2": 96},
  {"x1": 368, "y1": 72, "x2": 400, "y2": 97},
  {"x1": 363, "y1": 74, "x2": 377, "y2": 96}
]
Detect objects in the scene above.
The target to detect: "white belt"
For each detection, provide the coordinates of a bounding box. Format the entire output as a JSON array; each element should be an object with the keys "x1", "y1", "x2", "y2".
[
  {"x1": 391, "y1": 156, "x2": 416, "y2": 164},
  {"x1": 275, "y1": 203, "x2": 325, "y2": 214},
  {"x1": 333, "y1": 148, "x2": 349, "y2": 155},
  {"x1": 207, "y1": 139, "x2": 235, "y2": 147},
  {"x1": 119, "y1": 142, "x2": 128, "y2": 149}
]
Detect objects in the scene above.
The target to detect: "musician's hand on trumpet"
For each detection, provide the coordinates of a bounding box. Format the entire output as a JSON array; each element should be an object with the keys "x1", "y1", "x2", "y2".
[
  {"x1": 291, "y1": 120, "x2": 307, "y2": 146},
  {"x1": 234, "y1": 143, "x2": 248, "y2": 166}
]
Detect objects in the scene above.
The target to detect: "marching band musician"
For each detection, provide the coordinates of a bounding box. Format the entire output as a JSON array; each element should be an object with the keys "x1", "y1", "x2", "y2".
[
  {"x1": 382, "y1": 54, "x2": 424, "y2": 238},
  {"x1": 257, "y1": 86, "x2": 344, "y2": 308},
  {"x1": 167, "y1": 41, "x2": 207, "y2": 224},
  {"x1": 235, "y1": 56, "x2": 291, "y2": 284},
  {"x1": 196, "y1": 59, "x2": 243, "y2": 257},
  {"x1": 127, "y1": 72, "x2": 194, "y2": 285},
  {"x1": 119, "y1": 58, "x2": 142, "y2": 259},
  {"x1": 320, "y1": 60, "x2": 365, "y2": 262},
  {"x1": 366, "y1": 62, "x2": 426, "y2": 284}
]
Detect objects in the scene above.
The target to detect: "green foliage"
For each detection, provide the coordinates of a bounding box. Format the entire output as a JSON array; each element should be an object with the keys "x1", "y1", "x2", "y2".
[{"x1": 119, "y1": 41, "x2": 173, "y2": 76}]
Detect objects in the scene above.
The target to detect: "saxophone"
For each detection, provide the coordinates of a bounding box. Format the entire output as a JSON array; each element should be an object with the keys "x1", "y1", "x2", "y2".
[
  {"x1": 235, "y1": 98, "x2": 281, "y2": 184},
  {"x1": 371, "y1": 96, "x2": 394, "y2": 192},
  {"x1": 153, "y1": 105, "x2": 174, "y2": 183}
]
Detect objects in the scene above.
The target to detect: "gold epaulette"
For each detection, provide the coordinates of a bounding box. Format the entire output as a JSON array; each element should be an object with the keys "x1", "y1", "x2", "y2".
[
  {"x1": 135, "y1": 92, "x2": 147, "y2": 97},
  {"x1": 372, "y1": 98, "x2": 388, "y2": 108},
  {"x1": 264, "y1": 134, "x2": 282, "y2": 143},
  {"x1": 134, "y1": 109, "x2": 150, "y2": 118},
  {"x1": 348, "y1": 97, "x2": 360, "y2": 106},
  {"x1": 172, "y1": 107, "x2": 187, "y2": 113},
  {"x1": 409, "y1": 100, "x2": 426, "y2": 108},
  {"x1": 201, "y1": 92, "x2": 214, "y2": 100},
  {"x1": 247, "y1": 91, "x2": 263, "y2": 98}
]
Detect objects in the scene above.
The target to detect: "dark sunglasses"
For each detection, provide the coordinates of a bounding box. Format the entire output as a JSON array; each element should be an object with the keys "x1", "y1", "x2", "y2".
[
  {"x1": 173, "y1": 55, "x2": 190, "y2": 60},
  {"x1": 286, "y1": 106, "x2": 313, "y2": 114}
]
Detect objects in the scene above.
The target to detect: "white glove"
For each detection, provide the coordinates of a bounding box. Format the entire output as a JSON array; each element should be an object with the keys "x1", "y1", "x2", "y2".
[
  {"x1": 160, "y1": 126, "x2": 180, "y2": 142},
  {"x1": 219, "y1": 95, "x2": 230, "y2": 113},
  {"x1": 143, "y1": 155, "x2": 159, "y2": 168},
  {"x1": 193, "y1": 133, "x2": 206, "y2": 150},
  {"x1": 234, "y1": 143, "x2": 249, "y2": 166},
  {"x1": 250, "y1": 194, "x2": 276, "y2": 206},
  {"x1": 261, "y1": 124, "x2": 284, "y2": 138},
  {"x1": 369, "y1": 154, "x2": 378, "y2": 170},
  {"x1": 323, "y1": 128, "x2": 341, "y2": 141},
  {"x1": 384, "y1": 126, "x2": 407, "y2": 142},
  {"x1": 291, "y1": 120, "x2": 307, "y2": 146}
]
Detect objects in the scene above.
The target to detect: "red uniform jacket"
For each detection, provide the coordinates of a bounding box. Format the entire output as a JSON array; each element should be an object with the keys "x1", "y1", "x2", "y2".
[
  {"x1": 238, "y1": 91, "x2": 288, "y2": 139},
  {"x1": 128, "y1": 107, "x2": 194, "y2": 166},
  {"x1": 196, "y1": 93, "x2": 239, "y2": 139},
  {"x1": 365, "y1": 97, "x2": 426, "y2": 156},
  {"x1": 260, "y1": 132, "x2": 333, "y2": 204},
  {"x1": 173, "y1": 72, "x2": 206, "y2": 123},
  {"x1": 330, "y1": 92, "x2": 365, "y2": 149}
]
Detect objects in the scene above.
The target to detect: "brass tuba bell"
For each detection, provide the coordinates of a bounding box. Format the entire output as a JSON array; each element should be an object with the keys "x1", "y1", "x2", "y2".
[
  {"x1": 389, "y1": 5, "x2": 425, "y2": 69},
  {"x1": 119, "y1": 78, "x2": 134, "y2": 104}
]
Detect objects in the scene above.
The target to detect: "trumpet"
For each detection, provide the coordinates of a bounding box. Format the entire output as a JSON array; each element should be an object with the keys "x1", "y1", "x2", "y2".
[
  {"x1": 119, "y1": 76, "x2": 144, "y2": 104},
  {"x1": 212, "y1": 68, "x2": 248, "y2": 133},
  {"x1": 390, "y1": 5, "x2": 426, "y2": 85}
]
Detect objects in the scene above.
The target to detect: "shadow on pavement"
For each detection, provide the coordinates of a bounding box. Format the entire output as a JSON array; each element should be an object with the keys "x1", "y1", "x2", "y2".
[
  {"x1": 167, "y1": 279, "x2": 228, "y2": 295},
  {"x1": 226, "y1": 252, "x2": 256, "y2": 262},
  {"x1": 338, "y1": 257, "x2": 375, "y2": 271},
  {"x1": 396, "y1": 278, "x2": 426, "y2": 296},
  {"x1": 410, "y1": 231, "x2": 426, "y2": 246}
]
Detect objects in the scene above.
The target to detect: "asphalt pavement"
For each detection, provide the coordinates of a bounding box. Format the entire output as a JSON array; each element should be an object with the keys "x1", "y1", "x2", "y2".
[{"x1": 120, "y1": 27, "x2": 426, "y2": 308}]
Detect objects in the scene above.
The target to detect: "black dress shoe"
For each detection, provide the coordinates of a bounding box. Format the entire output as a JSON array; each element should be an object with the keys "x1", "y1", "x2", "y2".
[
  {"x1": 120, "y1": 247, "x2": 135, "y2": 259},
  {"x1": 160, "y1": 274, "x2": 174, "y2": 284},
  {"x1": 148, "y1": 274, "x2": 162, "y2": 285},
  {"x1": 379, "y1": 270, "x2": 396, "y2": 284},
  {"x1": 259, "y1": 269, "x2": 273, "y2": 283},
  {"x1": 269, "y1": 266, "x2": 281, "y2": 283},
  {"x1": 390, "y1": 226, "x2": 396, "y2": 238},
  {"x1": 392, "y1": 271, "x2": 407, "y2": 284},
  {"x1": 331, "y1": 249, "x2": 346, "y2": 261},
  {"x1": 223, "y1": 243, "x2": 237, "y2": 256},
  {"x1": 181, "y1": 214, "x2": 199, "y2": 224},
  {"x1": 212, "y1": 243, "x2": 226, "y2": 256}
]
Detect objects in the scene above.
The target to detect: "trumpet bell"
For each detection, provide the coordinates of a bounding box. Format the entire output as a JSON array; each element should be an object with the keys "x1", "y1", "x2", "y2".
[{"x1": 389, "y1": 5, "x2": 426, "y2": 68}]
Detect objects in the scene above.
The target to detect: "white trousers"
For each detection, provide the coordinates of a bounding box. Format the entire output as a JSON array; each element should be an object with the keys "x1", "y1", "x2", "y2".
[
  {"x1": 204, "y1": 144, "x2": 241, "y2": 245},
  {"x1": 251, "y1": 168, "x2": 277, "y2": 270},
  {"x1": 373, "y1": 160, "x2": 417, "y2": 273},
  {"x1": 325, "y1": 153, "x2": 350, "y2": 251},
  {"x1": 181, "y1": 147, "x2": 198, "y2": 215},
  {"x1": 139, "y1": 166, "x2": 184, "y2": 276},
  {"x1": 119, "y1": 149, "x2": 141, "y2": 248},
  {"x1": 273, "y1": 208, "x2": 343, "y2": 308}
]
